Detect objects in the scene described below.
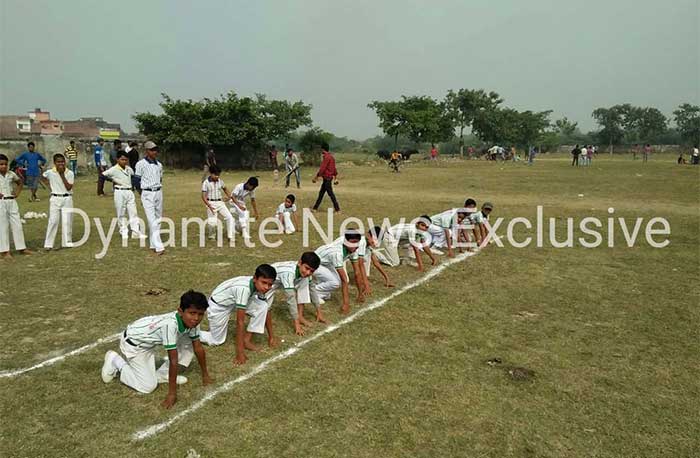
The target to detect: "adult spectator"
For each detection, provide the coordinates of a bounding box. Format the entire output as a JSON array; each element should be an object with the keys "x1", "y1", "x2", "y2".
[
  {"x1": 643, "y1": 144, "x2": 651, "y2": 163},
  {"x1": 15, "y1": 141, "x2": 47, "y2": 202},
  {"x1": 94, "y1": 138, "x2": 107, "y2": 196},
  {"x1": 109, "y1": 139, "x2": 122, "y2": 166},
  {"x1": 571, "y1": 144, "x2": 581, "y2": 166},
  {"x1": 126, "y1": 141, "x2": 140, "y2": 171},
  {"x1": 312, "y1": 142, "x2": 340, "y2": 213}
]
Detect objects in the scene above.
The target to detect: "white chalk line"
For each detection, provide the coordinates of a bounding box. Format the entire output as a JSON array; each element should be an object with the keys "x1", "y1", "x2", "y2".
[
  {"x1": 0, "y1": 333, "x2": 121, "y2": 379},
  {"x1": 132, "y1": 251, "x2": 476, "y2": 441}
]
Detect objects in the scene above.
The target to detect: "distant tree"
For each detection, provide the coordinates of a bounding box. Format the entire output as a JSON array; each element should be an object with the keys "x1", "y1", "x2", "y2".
[
  {"x1": 627, "y1": 107, "x2": 667, "y2": 144},
  {"x1": 445, "y1": 89, "x2": 503, "y2": 156},
  {"x1": 367, "y1": 100, "x2": 409, "y2": 149},
  {"x1": 592, "y1": 105, "x2": 626, "y2": 152},
  {"x1": 298, "y1": 127, "x2": 332, "y2": 165},
  {"x1": 554, "y1": 117, "x2": 578, "y2": 137},
  {"x1": 673, "y1": 103, "x2": 700, "y2": 145},
  {"x1": 133, "y1": 92, "x2": 312, "y2": 168},
  {"x1": 400, "y1": 96, "x2": 455, "y2": 146},
  {"x1": 472, "y1": 107, "x2": 550, "y2": 148}
]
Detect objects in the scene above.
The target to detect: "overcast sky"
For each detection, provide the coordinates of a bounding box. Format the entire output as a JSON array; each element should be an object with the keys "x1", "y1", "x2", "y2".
[{"x1": 1, "y1": 0, "x2": 698, "y2": 139}]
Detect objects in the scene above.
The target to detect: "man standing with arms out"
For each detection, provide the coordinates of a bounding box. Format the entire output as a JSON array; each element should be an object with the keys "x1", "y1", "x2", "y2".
[
  {"x1": 284, "y1": 147, "x2": 300, "y2": 188},
  {"x1": 64, "y1": 140, "x2": 79, "y2": 176},
  {"x1": 135, "y1": 141, "x2": 165, "y2": 255},
  {"x1": 15, "y1": 141, "x2": 47, "y2": 202},
  {"x1": 312, "y1": 142, "x2": 340, "y2": 213}
]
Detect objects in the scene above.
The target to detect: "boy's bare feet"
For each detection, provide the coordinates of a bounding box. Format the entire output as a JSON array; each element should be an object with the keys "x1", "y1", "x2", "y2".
[
  {"x1": 1, "y1": 252, "x2": 13, "y2": 260},
  {"x1": 18, "y1": 249, "x2": 32, "y2": 255},
  {"x1": 268, "y1": 337, "x2": 279, "y2": 348},
  {"x1": 299, "y1": 316, "x2": 312, "y2": 327},
  {"x1": 339, "y1": 305, "x2": 350, "y2": 315},
  {"x1": 316, "y1": 312, "x2": 328, "y2": 323}
]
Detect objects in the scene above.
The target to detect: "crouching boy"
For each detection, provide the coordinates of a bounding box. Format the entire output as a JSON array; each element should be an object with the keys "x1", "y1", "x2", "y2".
[
  {"x1": 199, "y1": 264, "x2": 278, "y2": 365},
  {"x1": 101, "y1": 290, "x2": 212, "y2": 409}
]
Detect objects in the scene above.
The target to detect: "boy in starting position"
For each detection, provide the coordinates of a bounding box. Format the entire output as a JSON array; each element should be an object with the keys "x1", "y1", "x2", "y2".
[
  {"x1": 101, "y1": 290, "x2": 212, "y2": 409},
  {"x1": 377, "y1": 217, "x2": 437, "y2": 271},
  {"x1": 200, "y1": 264, "x2": 279, "y2": 365},
  {"x1": 270, "y1": 251, "x2": 321, "y2": 335}
]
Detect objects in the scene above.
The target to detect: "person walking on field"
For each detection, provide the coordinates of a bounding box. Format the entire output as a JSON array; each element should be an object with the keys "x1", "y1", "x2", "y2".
[
  {"x1": 643, "y1": 144, "x2": 651, "y2": 163},
  {"x1": 312, "y1": 142, "x2": 340, "y2": 213}
]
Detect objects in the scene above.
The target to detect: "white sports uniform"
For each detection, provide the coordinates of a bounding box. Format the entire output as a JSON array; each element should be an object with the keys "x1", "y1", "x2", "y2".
[
  {"x1": 0, "y1": 171, "x2": 26, "y2": 253},
  {"x1": 102, "y1": 164, "x2": 141, "y2": 238},
  {"x1": 312, "y1": 239, "x2": 358, "y2": 303},
  {"x1": 202, "y1": 177, "x2": 234, "y2": 238},
  {"x1": 374, "y1": 223, "x2": 427, "y2": 266},
  {"x1": 229, "y1": 182, "x2": 255, "y2": 239},
  {"x1": 339, "y1": 235, "x2": 372, "y2": 277},
  {"x1": 135, "y1": 157, "x2": 164, "y2": 252},
  {"x1": 268, "y1": 261, "x2": 311, "y2": 319},
  {"x1": 117, "y1": 311, "x2": 199, "y2": 394},
  {"x1": 199, "y1": 276, "x2": 269, "y2": 346},
  {"x1": 430, "y1": 209, "x2": 469, "y2": 249},
  {"x1": 42, "y1": 168, "x2": 74, "y2": 249},
  {"x1": 276, "y1": 202, "x2": 297, "y2": 234}
]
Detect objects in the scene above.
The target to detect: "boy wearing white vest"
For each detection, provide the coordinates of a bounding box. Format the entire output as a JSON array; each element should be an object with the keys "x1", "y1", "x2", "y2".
[{"x1": 41, "y1": 154, "x2": 74, "y2": 250}]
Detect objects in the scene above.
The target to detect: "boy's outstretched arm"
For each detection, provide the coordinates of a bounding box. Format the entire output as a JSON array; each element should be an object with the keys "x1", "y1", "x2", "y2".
[
  {"x1": 284, "y1": 289, "x2": 305, "y2": 335},
  {"x1": 424, "y1": 245, "x2": 438, "y2": 266},
  {"x1": 371, "y1": 254, "x2": 394, "y2": 287},
  {"x1": 192, "y1": 339, "x2": 212, "y2": 385},
  {"x1": 337, "y1": 267, "x2": 351, "y2": 314},
  {"x1": 350, "y1": 260, "x2": 367, "y2": 302},
  {"x1": 356, "y1": 257, "x2": 371, "y2": 296},
  {"x1": 234, "y1": 309, "x2": 247, "y2": 365},
  {"x1": 264, "y1": 311, "x2": 278, "y2": 348},
  {"x1": 412, "y1": 245, "x2": 425, "y2": 272},
  {"x1": 444, "y1": 229, "x2": 455, "y2": 257},
  {"x1": 251, "y1": 198, "x2": 260, "y2": 219},
  {"x1": 162, "y1": 349, "x2": 179, "y2": 409}
]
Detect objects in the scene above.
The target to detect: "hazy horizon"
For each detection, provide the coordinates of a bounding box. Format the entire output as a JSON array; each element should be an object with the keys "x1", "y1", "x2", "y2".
[{"x1": 1, "y1": 0, "x2": 698, "y2": 140}]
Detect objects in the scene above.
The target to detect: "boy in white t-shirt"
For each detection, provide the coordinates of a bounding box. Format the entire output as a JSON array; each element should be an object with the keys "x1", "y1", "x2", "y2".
[
  {"x1": 201, "y1": 165, "x2": 235, "y2": 240},
  {"x1": 276, "y1": 194, "x2": 299, "y2": 234},
  {"x1": 0, "y1": 154, "x2": 31, "y2": 258},
  {"x1": 102, "y1": 151, "x2": 142, "y2": 240},
  {"x1": 40, "y1": 154, "x2": 74, "y2": 250},
  {"x1": 229, "y1": 176, "x2": 260, "y2": 239}
]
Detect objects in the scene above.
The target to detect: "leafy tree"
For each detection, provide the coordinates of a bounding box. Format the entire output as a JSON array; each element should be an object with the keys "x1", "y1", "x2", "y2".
[
  {"x1": 471, "y1": 107, "x2": 550, "y2": 147},
  {"x1": 628, "y1": 107, "x2": 667, "y2": 143},
  {"x1": 298, "y1": 127, "x2": 332, "y2": 165},
  {"x1": 592, "y1": 105, "x2": 626, "y2": 151},
  {"x1": 445, "y1": 89, "x2": 503, "y2": 155},
  {"x1": 401, "y1": 96, "x2": 455, "y2": 146},
  {"x1": 367, "y1": 100, "x2": 409, "y2": 149},
  {"x1": 673, "y1": 103, "x2": 700, "y2": 145},
  {"x1": 554, "y1": 117, "x2": 578, "y2": 137},
  {"x1": 133, "y1": 92, "x2": 312, "y2": 168}
]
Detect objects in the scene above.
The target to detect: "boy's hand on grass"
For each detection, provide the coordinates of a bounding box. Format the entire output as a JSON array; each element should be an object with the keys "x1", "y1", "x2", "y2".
[
  {"x1": 202, "y1": 374, "x2": 213, "y2": 386},
  {"x1": 161, "y1": 393, "x2": 177, "y2": 409},
  {"x1": 384, "y1": 280, "x2": 395, "y2": 288},
  {"x1": 294, "y1": 323, "x2": 305, "y2": 336},
  {"x1": 448, "y1": 249, "x2": 455, "y2": 258},
  {"x1": 234, "y1": 354, "x2": 247, "y2": 366},
  {"x1": 268, "y1": 337, "x2": 279, "y2": 348}
]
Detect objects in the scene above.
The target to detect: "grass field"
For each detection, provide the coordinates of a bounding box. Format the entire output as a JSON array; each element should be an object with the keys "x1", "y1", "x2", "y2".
[{"x1": 1, "y1": 154, "x2": 699, "y2": 457}]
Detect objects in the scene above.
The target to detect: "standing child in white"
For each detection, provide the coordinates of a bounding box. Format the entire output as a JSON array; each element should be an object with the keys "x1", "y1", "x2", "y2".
[
  {"x1": 229, "y1": 176, "x2": 260, "y2": 240},
  {"x1": 0, "y1": 154, "x2": 30, "y2": 258},
  {"x1": 201, "y1": 165, "x2": 235, "y2": 240},
  {"x1": 276, "y1": 193, "x2": 299, "y2": 234},
  {"x1": 135, "y1": 141, "x2": 165, "y2": 255},
  {"x1": 41, "y1": 154, "x2": 74, "y2": 250},
  {"x1": 101, "y1": 290, "x2": 212, "y2": 409},
  {"x1": 102, "y1": 151, "x2": 142, "y2": 241}
]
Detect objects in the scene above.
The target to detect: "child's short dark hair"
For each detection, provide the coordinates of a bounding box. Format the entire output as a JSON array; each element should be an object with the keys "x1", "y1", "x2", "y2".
[
  {"x1": 367, "y1": 225, "x2": 384, "y2": 240},
  {"x1": 117, "y1": 151, "x2": 129, "y2": 159},
  {"x1": 246, "y1": 177, "x2": 259, "y2": 188},
  {"x1": 180, "y1": 290, "x2": 209, "y2": 311},
  {"x1": 464, "y1": 198, "x2": 477, "y2": 207},
  {"x1": 255, "y1": 263, "x2": 277, "y2": 280},
  {"x1": 27, "y1": 141, "x2": 35, "y2": 147},
  {"x1": 321, "y1": 141, "x2": 330, "y2": 151},
  {"x1": 0, "y1": 154, "x2": 8, "y2": 162},
  {"x1": 344, "y1": 230, "x2": 362, "y2": 242},
  {"x1": 419, "y1": 215, "x2": 432, "y2": 224},
  {"x1": 286, "y1": 194, "x2": 295, "y2": 203},
  {"x1": 209, "y1": 165, "x2": 222, "y2": 175},
  {"x1": 53, "y1": 153, "x2": 66, "y2": 162},
  {"x1": 300, "y1": 251, "x2": 321, "y2": 269}
]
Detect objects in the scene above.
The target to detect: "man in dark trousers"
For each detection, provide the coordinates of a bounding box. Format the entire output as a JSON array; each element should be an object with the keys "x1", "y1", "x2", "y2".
[
  {"x1": 312, "y1": 142, "x2": 340, "y2": 213},
  {"x1": 571, "y1": 144, "x2": 581, "y2": 166}
]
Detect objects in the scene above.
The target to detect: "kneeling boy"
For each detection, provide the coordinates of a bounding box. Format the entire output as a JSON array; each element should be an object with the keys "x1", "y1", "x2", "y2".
[
  {"x1": 270, "y1": 251, "x2": 321, "y2": 335},
  {"x1": 101, "y1": 290, "x2": 212, "y2": 409},
  {"x1": 200, "y1": 264, "x2": 278, "y2": 365}
]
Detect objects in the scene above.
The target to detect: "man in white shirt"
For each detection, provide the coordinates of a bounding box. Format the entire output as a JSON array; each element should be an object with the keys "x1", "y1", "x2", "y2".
[
  {"x1": 41, "y1": 154, "x2": 74, "y2": 250},
  {"x1": 229, "y1": 177, "x2": 260, "y2": 240},
  {"x1": 135, "y1": 141, "x2": 165, "y2": 254},
  {"x1": 103, "y1": 151, "x2": 142, "y2": 240}
]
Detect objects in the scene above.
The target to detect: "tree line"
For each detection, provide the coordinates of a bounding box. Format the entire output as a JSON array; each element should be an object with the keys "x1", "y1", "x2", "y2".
[{"x1": 133, "y1": 91, "x2": 699, "y2": 166}]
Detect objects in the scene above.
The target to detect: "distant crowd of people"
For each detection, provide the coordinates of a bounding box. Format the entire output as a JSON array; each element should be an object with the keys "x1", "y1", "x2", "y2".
[{"x1": 570, "y1": 145, "x2": 597, "y2": 166}]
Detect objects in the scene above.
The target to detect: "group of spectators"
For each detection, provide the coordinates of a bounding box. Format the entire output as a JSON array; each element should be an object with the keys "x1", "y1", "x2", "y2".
[{"x1": 570, "y1": 145, "x2": 597, "y2": 166}]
